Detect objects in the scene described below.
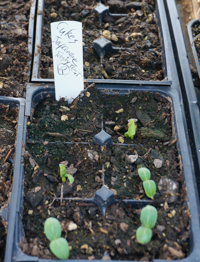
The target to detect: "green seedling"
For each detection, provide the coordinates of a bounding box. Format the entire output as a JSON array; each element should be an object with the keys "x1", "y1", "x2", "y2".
[
  {"x1": 59, "y1": 164, "x2": 74, "y2": 184},
  {"x1": 136, "y1": 205, "x2": 158, "y2": 244},
  {"x1": 44, "y1": 217, "x2": 70, "y2": 260},
  {"x1": 138, "y1": 167, "x2": 151, "y2": 181},
  {"x1": 138, "y1": 167, "x2": 156, "y2": 198},
  {"x1": 124, "y1": 119, "x2": 136, "y2": 140}
]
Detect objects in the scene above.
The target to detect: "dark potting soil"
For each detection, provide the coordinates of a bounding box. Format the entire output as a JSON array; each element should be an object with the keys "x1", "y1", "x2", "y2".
[
  {"x1": 21, "y1": 84, "x2": 190, "y2": 260},
  {"x1": 0, "y1": 103, "x2": 18, "y2": 208},
  {"x1": 0, "y1": 103, "x2": 19, "y2": 262},
  {"x1": 40, "y1": 0, "x2": 163, "y2": 80},
  {"x1": 0, "y1": 0, "x2": 31, "y2": 97}
]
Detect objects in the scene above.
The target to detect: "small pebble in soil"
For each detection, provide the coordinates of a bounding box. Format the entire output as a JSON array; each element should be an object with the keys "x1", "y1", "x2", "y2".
[
  {"x1": 153, "y1": 159, "x2": 163, "y2": 168},
  {"x1": 88, "y1": 150, "x2": 99, "y2": 161},
  {"x1": 118, "y1": 136, "x2": 124, "y2": 143},
  {"x1": 120, "y1": 222, "x2": 128, "y2": 232},
  {"x1": 67, "y1": 221, "x2": 78, "y2": 231},
  {"x1": 114, "y1": 125, "x2": 123, "y2": 131},
  {"x1": 115, "y1": 239, "x2": 121, "y2": 245},
  {"x1": 156, "y1": 225, "x2": 166, "y2": 232},
  {"x1": 56, "y1": 181, "x2": 73, "y2": 196},
  {"x1": 158, "y1": 176, "x2": 179, "y2": 203},
  {"x1": 125, "y1": 154, "x2": 138, "y2": 163},
  {"x1": 25, "y1": 187, "x2": 45, "y2": 208},
  {"x1": 50, "y1": 12, "x2": 57, "y2": 19}
]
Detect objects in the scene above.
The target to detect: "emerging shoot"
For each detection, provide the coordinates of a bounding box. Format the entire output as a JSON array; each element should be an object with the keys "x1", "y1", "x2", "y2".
[
  {"x1": 136, "y1": 205, "x2": 158, "y2": 244},
  {"x1": 124, "y1": 119, "x2": 136, "y2": 140},
  {"x1": 59, "y1": 164, "x2": 74, "y2": 184}
]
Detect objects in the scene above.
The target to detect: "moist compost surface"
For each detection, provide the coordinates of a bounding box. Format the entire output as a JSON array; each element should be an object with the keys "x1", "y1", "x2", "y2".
[
  {"x1": 21, "y1": 85, "x2": 190, "y2": 260},
  {"x1": 0, "y1": 0, "x2": 31, "y2": 97},
  {"x1": 0, "y1": 102, "x2": 19, "y2": 262},
  {"x1": 40, "y1": 0, "x2": 163, "y2": 80}
]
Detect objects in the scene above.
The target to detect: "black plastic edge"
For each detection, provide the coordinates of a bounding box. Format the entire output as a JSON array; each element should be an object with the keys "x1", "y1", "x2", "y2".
[
  {"x1": 28, "y1": 0, "x2": 38, "y2": 82},
  {"x1": 9, "y1": 83, "x2": 200, "y2": 262},
  {"x1": 1, "y1": 97, "x2": 26, "y2": 262},
  {"x1": 163, "y1": 2, "x2": 200, "y2": 261},
  {"x1": 187, "y1": 19, "x2": 200, "y2": 79},
  {"x1": 164, "y1": 0, "x2": 200, "y2": 197},
  {"x1": 30, "y1": 0, "x2": 173, "y2": 86}
]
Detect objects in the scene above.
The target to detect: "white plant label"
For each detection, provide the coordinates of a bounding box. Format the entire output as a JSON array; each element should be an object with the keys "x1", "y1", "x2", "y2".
[{"x1": 51, "y1": 21, "x2": 83, "y2": 102}]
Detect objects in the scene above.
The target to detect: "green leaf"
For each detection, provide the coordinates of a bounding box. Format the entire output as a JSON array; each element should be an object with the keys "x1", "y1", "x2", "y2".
[
  {"x1": 44, "y1": 217, "x2": 61, "y2": 241},
  {"x1": 124, "y1": 119, "x2": 136, "y2": 140},
  {"x1": 50, "y1": 237, "x2": 70, "y2": 260},
  {"x1": 59, "y1": 164, "x2": 67, "y2": 182},
  {"x1": 143, "y1": 180, "x2": 156, "y2": 198},
  {"x1": 138, "y1": 167, "x2": 151, "y2": 181},
  {"x1": 136, "y1": 226, "x2": 152, "y2": 244},
  {"x1": 128, "y1": 120, "x2": 136, "y2": 139},
  {"x1": 140, "y1": 205, "x2": 158, "y2": 228},
  {"x1": 66, "y1": 174, "x2": 74, "y2": 184}
]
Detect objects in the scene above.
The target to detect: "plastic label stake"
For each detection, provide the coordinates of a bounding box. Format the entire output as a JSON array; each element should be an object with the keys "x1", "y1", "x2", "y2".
[{"x1": 51, "y1": 21, "x2": 84, "y2": 103}]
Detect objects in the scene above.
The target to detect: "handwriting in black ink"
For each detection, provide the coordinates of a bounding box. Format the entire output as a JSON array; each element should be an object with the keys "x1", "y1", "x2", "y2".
[{"x1": 57, "y1": 22, "x2": 78, "y2": 43}]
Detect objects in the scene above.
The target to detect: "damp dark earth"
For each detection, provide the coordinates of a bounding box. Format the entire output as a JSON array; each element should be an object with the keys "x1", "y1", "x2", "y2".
[
  {"x1": 40, "y1": 0, "x2": 163, "y2": 80},
  {"x1": 21, "y1": 84, "x2": 190, "y2": 260},
  {"x1": 0, "y1": 102, "x2": 19, "y2": 262},
  {"x1": 0, "y1": 0, "x2": 31, "y2": 97}
]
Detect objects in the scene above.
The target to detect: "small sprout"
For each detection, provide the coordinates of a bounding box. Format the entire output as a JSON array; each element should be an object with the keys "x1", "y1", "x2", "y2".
[
  {"x1": 136, "y1": 205, "x2": 158, "y2": 244},
  {"x1": 124, "y1": 119, "x2": 136, "y2": 140},
  {"x1": 138, "y1": 167, "x2": 156, "y2": 198},
  {"x1": 44, "y1": 217, "x2": 70, "y2": 260},
  {"x1": 59, "y1": 164, "x2": 74, "y2": 184}
]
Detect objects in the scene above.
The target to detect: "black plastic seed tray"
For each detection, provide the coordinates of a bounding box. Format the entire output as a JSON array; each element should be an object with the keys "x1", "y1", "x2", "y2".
[
  {"x1": 187, "y1": 19, "x2": 200, "y2": 79},
  {"x1": 163, "y1": 0, "x2": 200, "y2": 198},
  {"x1": 30, "y1": 0, "x2": 174, "y2": 85},
  {"x1": 3, "y1": 82, "x2": 200, "y2": 262},
  {"x1": 0, "y1": 97, "x2": 25, "y2": 259}
]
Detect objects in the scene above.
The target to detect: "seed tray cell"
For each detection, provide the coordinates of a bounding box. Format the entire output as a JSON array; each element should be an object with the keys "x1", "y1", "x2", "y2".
[{"x1": 31, "y1": 0, "x2": 173, "y2": 83}]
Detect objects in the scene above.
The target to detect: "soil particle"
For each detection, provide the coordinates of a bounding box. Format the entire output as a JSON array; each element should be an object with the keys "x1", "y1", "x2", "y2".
[
  {"x1": 56, "y1": 181, "x2": 73, "y2": 197},
  {"x1": 25, "y1": 187, "x2": 45, "y2": 208},
  {"x1": 158, "y1": 176, "x2": 179, "y2": 203}
]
